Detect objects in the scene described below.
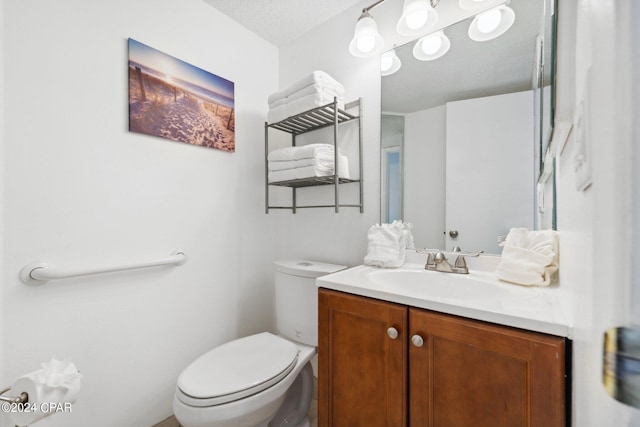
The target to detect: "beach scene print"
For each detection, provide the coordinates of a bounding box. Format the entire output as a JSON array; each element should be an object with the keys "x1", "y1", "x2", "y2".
[{"x1": 128, "y1": 38, "x2": 235, "y2": 152}]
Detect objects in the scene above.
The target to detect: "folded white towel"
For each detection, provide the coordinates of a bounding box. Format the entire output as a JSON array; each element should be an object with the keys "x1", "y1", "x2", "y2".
[
  {"x1": 268, "y1": 83, "x2": 345, "y2": 108},
  {"x1": 364, "y1": 221, "x2": 414, "y2": 268},
  {"x1": 269, "y1": 156, "x2": 334, "y2": 171},
  {"x1": 495, "y1": 227, "x2": 559, "y2": 286},
  {"x1": 267, "y1": 71, "x2": 345, "y2": 105},
  {"x1": 268, "y1": 155, "x2": 350, "y2": 182},
  {"x1": 268, "y1": 93, "x2": 345, "y2": 124},
  {"x1": 268, "y1": 143, "x2": 335, "y2": 162},
  {"x1": 269, "y1": 97, "x2": 288, "y2": 109}
]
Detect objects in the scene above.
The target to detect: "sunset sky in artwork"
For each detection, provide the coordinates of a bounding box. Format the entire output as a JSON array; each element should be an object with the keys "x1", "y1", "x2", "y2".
[{"x1": 128, "y1": 38, "x2": 234, "y2": 100}]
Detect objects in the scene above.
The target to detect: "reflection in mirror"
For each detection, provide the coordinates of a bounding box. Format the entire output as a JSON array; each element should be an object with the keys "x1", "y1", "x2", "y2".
[
  {"x1": 381, "y1": 115, "x2": 404, "y2": 223},
  {"x1": 380, "y1": 0, "x2": 555, "y2": 254}
]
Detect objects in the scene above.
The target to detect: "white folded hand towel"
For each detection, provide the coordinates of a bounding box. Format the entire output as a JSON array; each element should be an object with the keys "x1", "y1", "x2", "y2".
[
  {"x1": 268, "y1": 157, "x2": 331, "y2": 172},
  {"x1": 267, "y1": 92, "x2": 345, "y2": 124},
  {"x1": 268, "y1": 155, "x2": 350, "y2": 182},
  {"x1": 364, "y1": 221, "x2": 414, "y2": 268},
  {"x1": 267, "y1": 71, "x2": 345, "y2": 104},
  {"x1": 268, "y1": 83, "x2": 344, "y2": 108},
  {"x1": 267, "y1": 143, "x2": 335, "y2": 162},
  {"x1": 495, "y1": 227, "x2": 559, "y2": 286}
]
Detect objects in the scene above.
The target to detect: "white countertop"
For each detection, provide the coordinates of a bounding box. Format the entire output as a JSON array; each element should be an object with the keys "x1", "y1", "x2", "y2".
[{"x1": 316, "y1": 259, "x2": 572, "y2": 338}]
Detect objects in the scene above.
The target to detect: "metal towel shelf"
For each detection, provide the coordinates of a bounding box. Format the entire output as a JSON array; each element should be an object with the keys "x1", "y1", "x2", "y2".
[{"x1": 20, "y1": 249, "x2": 187, "y2": 284}]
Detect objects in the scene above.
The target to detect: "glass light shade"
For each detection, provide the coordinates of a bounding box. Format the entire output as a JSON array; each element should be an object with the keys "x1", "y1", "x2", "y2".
[
  {"x1": 396, "y1": 0, "x2": 438, "y2": 37},
  {"x1": 349, "y1": 12, "x2": 384, "y2": 57},
  {"x1": 413, "y1": 31, "x2": 450, "y2": 61},
  {"x1": 380, "y1": 49, "x2": 402, "y2": 76},
  {"x1": 476, "y1": 8, "x2": 502, "y2": 33},
  {"x1": 468, "y1": 5, "x2": 515, "y2": 41},
  {"x1": 421, "y1": 35, "x2": 442, "y2": 54}
]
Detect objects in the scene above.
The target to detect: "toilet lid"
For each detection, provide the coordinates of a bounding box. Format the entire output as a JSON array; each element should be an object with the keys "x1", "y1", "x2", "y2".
[{"x1": 177, "y1": 332, "x2": 299, "y2": 407}]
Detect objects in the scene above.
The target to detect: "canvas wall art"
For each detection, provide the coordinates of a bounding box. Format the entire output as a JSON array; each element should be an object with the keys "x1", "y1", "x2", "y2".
[{"x1": 128, "y1": 38, "x2": 235, "y2": 152}]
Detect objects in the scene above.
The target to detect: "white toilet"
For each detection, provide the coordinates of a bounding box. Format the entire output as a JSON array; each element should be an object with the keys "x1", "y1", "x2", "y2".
[{"x1": 173, "y1": 260, "x2": 346, "y2": 427}]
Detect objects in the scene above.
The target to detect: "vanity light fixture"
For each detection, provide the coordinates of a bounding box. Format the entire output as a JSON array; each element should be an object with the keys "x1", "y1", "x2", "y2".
[
  {"x1": 351, "y1": 0, "x2": 514, "y2": 60},
  {"x1": 349, "y1": 11, "x2": 385, "y2": 57},
  {"x1": 468, "y1": 4, "x2": 515, "y2": 41},
  {"x1": 396, "y1": 0, "x2": 438, "y2": 37},
  {"x1": 412, "y1": 30, "x2": 450, "y2": 61},
  {"x1": 380, "y1": 49, "x2": 402, "y2": 75}
]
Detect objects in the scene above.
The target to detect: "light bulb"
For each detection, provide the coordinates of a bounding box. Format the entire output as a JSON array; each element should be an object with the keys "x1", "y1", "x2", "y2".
[
  {"x1": 477, "y1": 9, "x2": 502, "y2": 34},
  {"x1": 421, "y1": 36, "x2": 442, "y2": 55},
  {"x1": 357, "y1": 35, "x2": 376, "y2": 53},
  {"x1": 405, "y1": 10, "x2": 429, "y2": 30}
]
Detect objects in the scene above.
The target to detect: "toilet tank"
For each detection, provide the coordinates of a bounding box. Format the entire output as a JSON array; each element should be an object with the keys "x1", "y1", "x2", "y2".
[{"x1": 274, "y1": 260, "x2": 346, "y2": 346}]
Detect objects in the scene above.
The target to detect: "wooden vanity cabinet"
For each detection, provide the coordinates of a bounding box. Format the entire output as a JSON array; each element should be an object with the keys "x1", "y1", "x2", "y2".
[
  {"x1": 318, "y1": 288, "x2": 408, "y2": 427},
  {"x1": 318, "y1": 288, "x2": 567, "y2": 427}
]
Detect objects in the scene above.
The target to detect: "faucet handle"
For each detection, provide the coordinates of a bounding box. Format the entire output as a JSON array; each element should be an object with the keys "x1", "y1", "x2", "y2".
[
  {"x1": 434, "y1": 251, "x2": 448, "y2": 263},
  {"x1": 454, "y1": 255, "x2": 467, "y2": 269},
  {"x1": 425, "y1": 252, "x2": 435, "y2": 268}
]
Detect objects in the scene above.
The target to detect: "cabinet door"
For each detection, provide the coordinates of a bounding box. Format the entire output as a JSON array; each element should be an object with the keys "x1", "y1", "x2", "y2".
[
  {"x1": 409, "y1": 308, "x2": 566, "y2": 427},
  {"x1": 318, "y1": 288, "x2": 408, "y2": 427}
]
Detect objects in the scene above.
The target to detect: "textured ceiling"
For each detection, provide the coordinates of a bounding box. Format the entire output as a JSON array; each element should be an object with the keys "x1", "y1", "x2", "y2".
[{"x1": 202, "y1": 0, "x2": 365, "y2": 46}]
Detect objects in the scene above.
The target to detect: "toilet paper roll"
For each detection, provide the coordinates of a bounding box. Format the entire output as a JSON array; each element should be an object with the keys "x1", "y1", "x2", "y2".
[{"x1": 9, "y1": 359, "x2": 81, "y2": 426}]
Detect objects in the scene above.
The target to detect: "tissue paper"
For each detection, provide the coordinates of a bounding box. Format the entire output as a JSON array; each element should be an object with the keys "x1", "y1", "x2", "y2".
[{"x1": 10, "y1": 358, "x2": 81, "y2": 426}]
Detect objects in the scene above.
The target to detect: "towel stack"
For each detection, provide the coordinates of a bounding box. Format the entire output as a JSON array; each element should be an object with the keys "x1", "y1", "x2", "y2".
[
  {"x1": 268, "y1": 71, "x2": 345, "y2": 124},
  {"x1": 267, "y1": 143, "x2": 350, "y2": 183},
  {"x1": 495, "y1": 227, "x2": 559, "y2": 286},
  {"x1": 364, "y1": 221, "x2": 415, "y2": 268}
]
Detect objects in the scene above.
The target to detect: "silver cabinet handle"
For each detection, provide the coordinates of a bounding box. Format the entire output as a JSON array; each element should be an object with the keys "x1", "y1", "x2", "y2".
[
  {"x1": 387, "y1": 327, "x2": 399, "y2": 339},
  {"x1": 411, "y1": 334, "x2": 424, "y2": 347}
]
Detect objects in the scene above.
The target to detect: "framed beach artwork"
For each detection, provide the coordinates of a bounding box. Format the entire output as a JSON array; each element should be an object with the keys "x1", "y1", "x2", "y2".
[{"x1": 128, "y1": 38, "x2": 235, "y2": 152}]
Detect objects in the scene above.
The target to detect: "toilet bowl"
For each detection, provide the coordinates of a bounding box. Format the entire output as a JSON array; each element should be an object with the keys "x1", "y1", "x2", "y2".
[{"x1": 173, "y1": 260, "x2": 346, "y2": 427}]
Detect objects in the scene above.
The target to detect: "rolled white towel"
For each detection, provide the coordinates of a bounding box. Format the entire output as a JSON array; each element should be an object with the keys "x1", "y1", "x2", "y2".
[
  {"x1": 495, "y1": 227, "x2": 559, "y2": 286},
  {"x1": 364, "y1": 221, "x2": 414, "y2": 268}
]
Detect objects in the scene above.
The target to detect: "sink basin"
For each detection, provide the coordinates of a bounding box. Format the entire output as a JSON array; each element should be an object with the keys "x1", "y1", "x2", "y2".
[{"x1": 366, "y1": 266, "x2": 519, "y2": 301}]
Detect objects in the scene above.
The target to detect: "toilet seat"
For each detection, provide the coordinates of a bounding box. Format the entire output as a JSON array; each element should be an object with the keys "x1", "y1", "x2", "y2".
[{"x1": 176, "y1": 332, "x2": 299, "y2": 408}]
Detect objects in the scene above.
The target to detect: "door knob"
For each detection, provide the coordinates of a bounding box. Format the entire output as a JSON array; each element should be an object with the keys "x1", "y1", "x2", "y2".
[
  {"x1": 411, "y1": 334, "x2": 424, "y2": 347},
  {"x1": 387, "y1": 327, "x2": 399, "y2": 339},
  {"x1": 449, "y1": 230, "x2": 459, "y2": 238}
]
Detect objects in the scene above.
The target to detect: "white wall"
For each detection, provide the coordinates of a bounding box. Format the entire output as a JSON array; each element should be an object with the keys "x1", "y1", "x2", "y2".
[
  {"x1": 403, "y1": 106, "x2": 446, "y2": 249},
  {"x1": 555, "y1": 0, "x2": 639, "y2": 425},
  {"x1": 0, "y1": 0, "x2": 6, "y2": 390},
  {"x1": 275, "y1": 1, "x2": 381, "y2": 266},
  {"x1": 1, "y1": 1, "x2": 278, "y2": 426}
]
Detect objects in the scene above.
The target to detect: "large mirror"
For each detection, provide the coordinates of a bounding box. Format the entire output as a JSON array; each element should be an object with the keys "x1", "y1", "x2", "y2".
[{"x1": 380, "y1": 0, "x2": 555, "y2": 254}]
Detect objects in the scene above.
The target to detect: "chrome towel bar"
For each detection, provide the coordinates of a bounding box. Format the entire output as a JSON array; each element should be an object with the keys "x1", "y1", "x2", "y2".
[{"x1": 20, "y1": 249, "x2": 187, "y2": 284}]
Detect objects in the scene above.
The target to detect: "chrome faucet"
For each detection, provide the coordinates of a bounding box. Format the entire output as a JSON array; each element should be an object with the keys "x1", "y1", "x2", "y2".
[{"x1": 422, "y1": 249, "x2": 483, "y2": 274}]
